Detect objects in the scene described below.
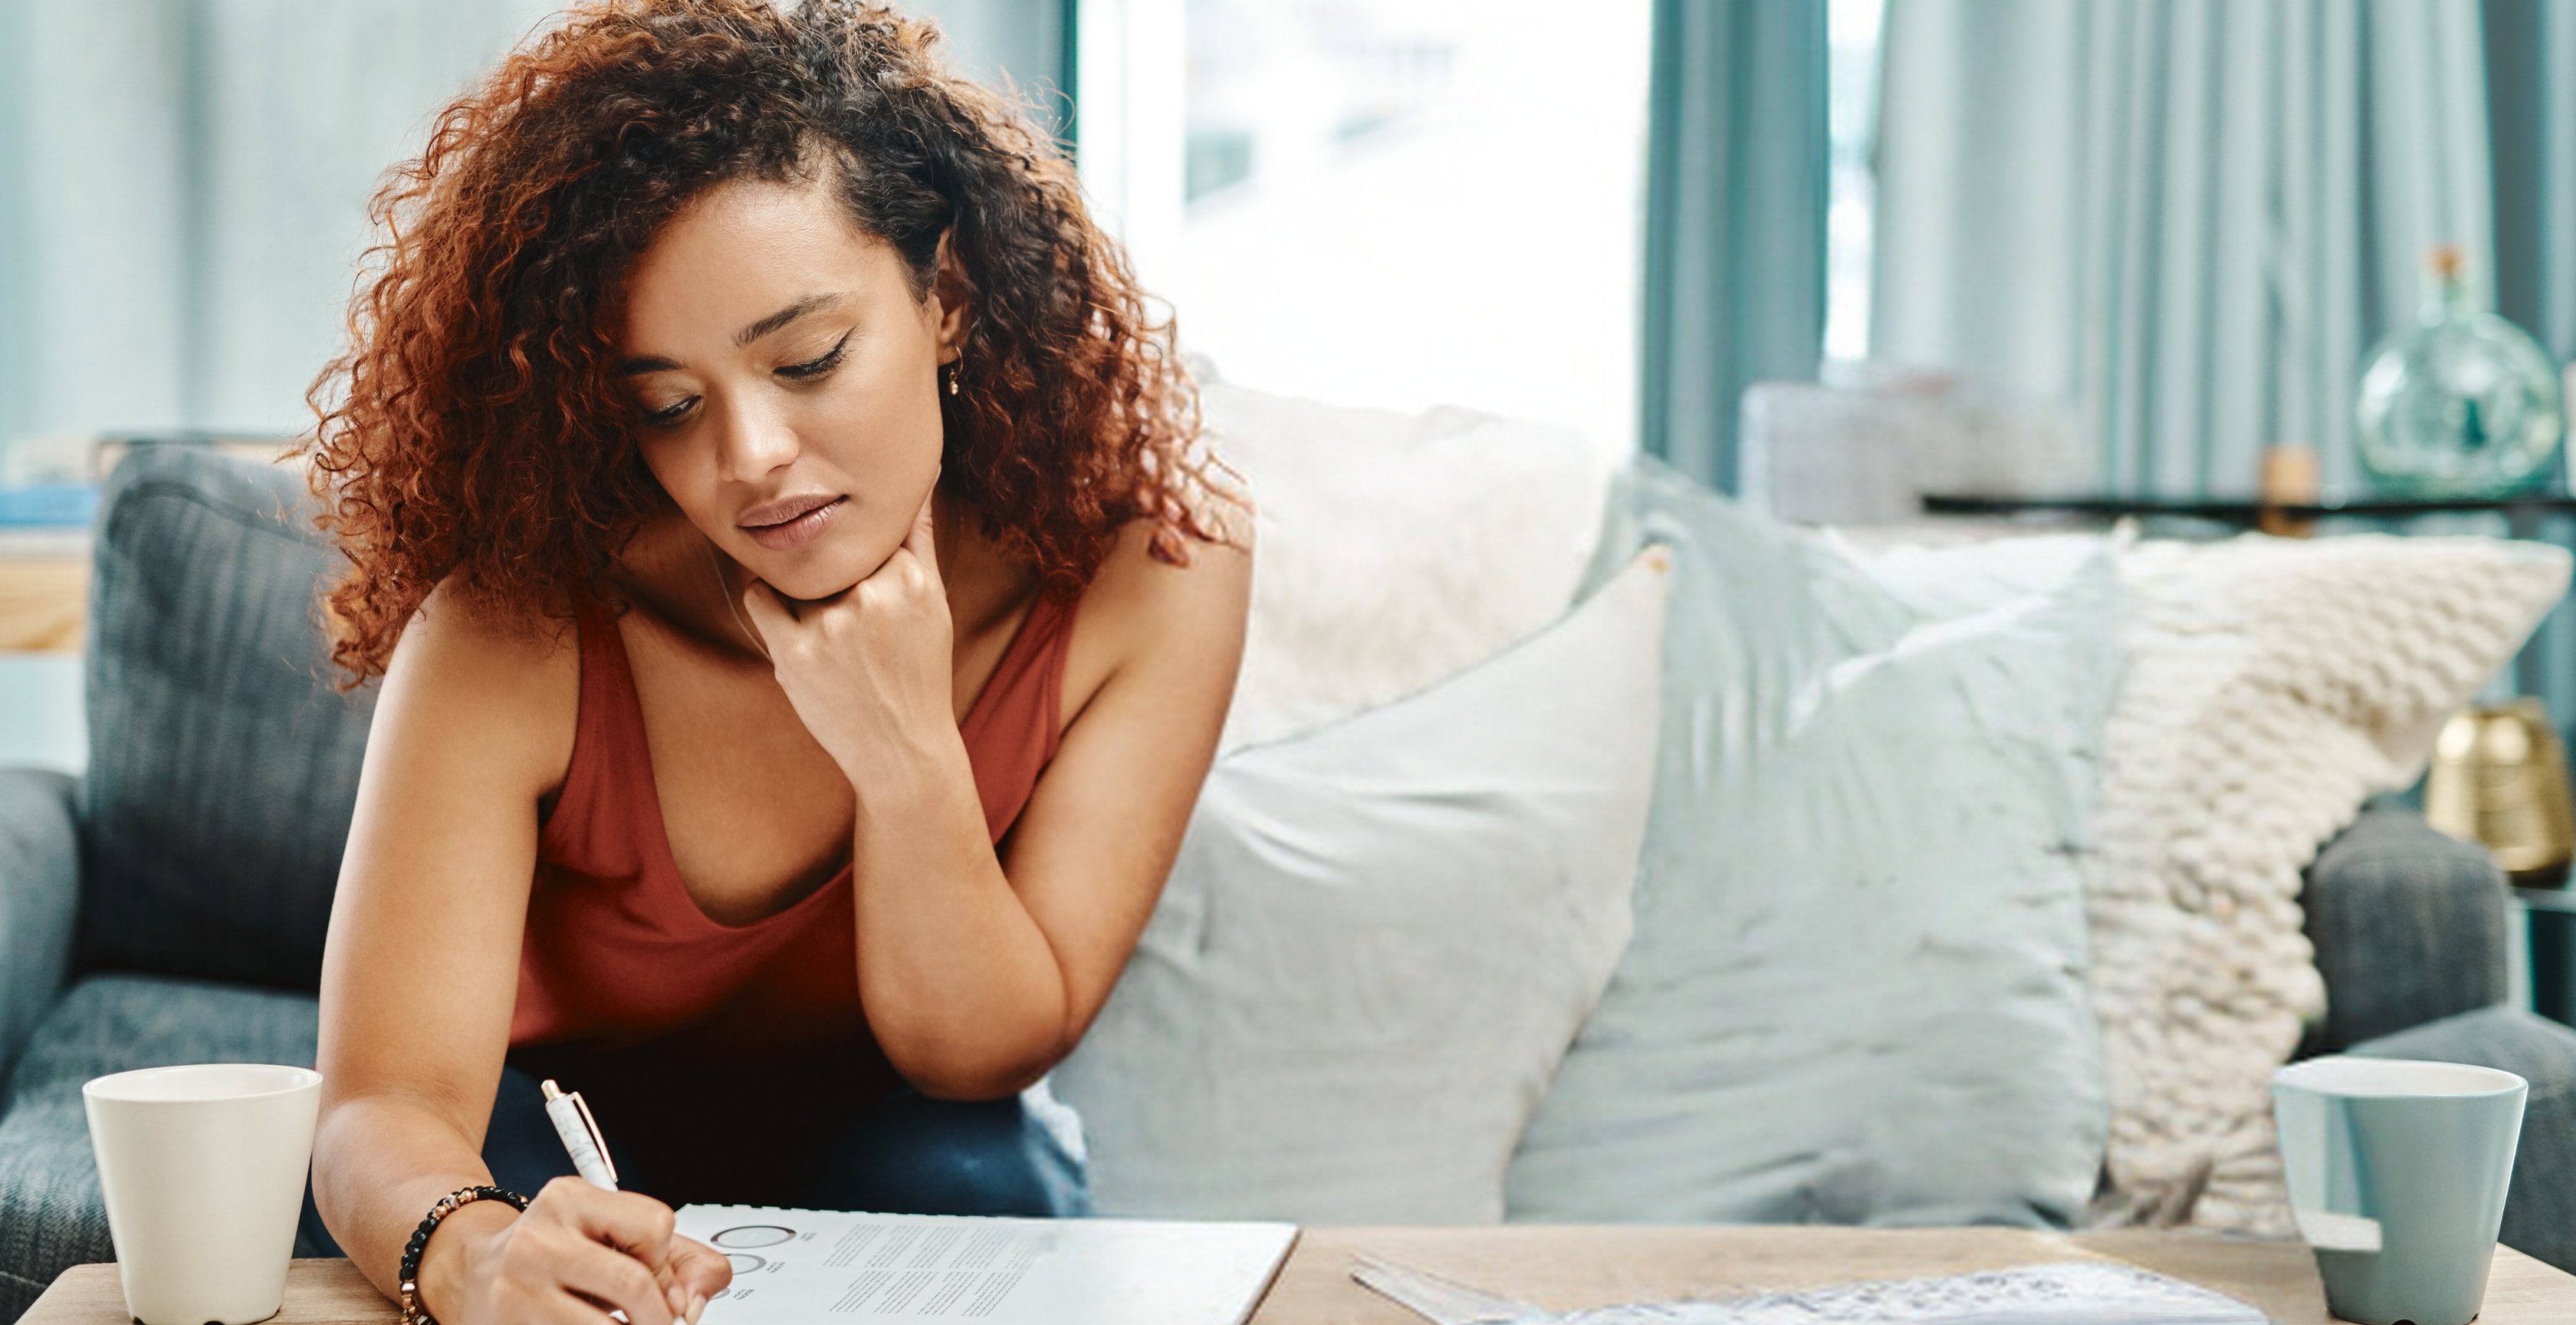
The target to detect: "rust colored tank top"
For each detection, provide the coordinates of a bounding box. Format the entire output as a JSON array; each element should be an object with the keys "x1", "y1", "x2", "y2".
[{"x1": 509, "y1": 593, "x2": 1078, "y2": 1073}]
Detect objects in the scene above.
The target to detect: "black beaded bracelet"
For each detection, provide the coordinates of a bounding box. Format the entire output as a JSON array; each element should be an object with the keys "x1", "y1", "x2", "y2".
[{"x1": 397, "y1": 1184, "x2": 530, "y2": 1325}]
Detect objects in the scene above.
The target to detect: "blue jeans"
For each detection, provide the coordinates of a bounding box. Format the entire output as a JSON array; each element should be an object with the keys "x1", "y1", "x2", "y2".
[{"x1": 299, "y1": 1054, "x2": 1088, "y2": 1254}]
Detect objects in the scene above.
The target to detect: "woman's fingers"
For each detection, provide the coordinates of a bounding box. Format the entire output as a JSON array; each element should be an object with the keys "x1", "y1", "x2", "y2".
[
  {"x1": 905, "y1": 482, "x2": 938, "y2": 557},
  {"x1": 896, "y1": 476, "x2": 942, "y2": 590},
  {"x1": 518, "y1": 1287, "x2": 628, "y2": 1325},
  {"x1": 537, "y1": 1178, "x2": 677, "y2": 1264},
  {"x1": 666, "y1": 1234, "x2": 734, "y2": 1307},
  {"x1": 740, "y1": 579, "x2": 796, "y2": 649},
  {"x1": 548, "y1": 1235, "x2": 678, "y2": 1325},
  {"x1": 489, "y1": 1225, "x2": 668, "y2": 1325},
  {"x1": 518, "y1": 1178, "x2": 687, "y2": 1323}
]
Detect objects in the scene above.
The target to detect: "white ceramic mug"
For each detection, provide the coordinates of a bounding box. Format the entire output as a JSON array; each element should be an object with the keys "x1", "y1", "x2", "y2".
[
  {"x1": 2273, "y1": 1056, "x2": 2526, "y2": 1325},
  {"x1": 84, "y1": 1064, "x2": 324, "y2": 1325}
]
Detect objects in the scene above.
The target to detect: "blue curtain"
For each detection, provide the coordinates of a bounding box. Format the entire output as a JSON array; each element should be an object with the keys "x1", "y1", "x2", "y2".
[
  {"x1": 0, "y1": 0, "x2": 1064, "y2": 452},
  {"x1": 2482, "y1": 0, "x2": 2576, "y2": 722},
  {"x1": 1875, "y1": 0, "x2": 2576, "y2": 746},
  {"x1": 0, "y1": 0, "x2": 569, "y2": 448},
  {"x1": 2487, "y1": 0, "x2": 2576, "y2": 366},
  {"x1": 1638, "y1": 0, "x2": 1830, "y2": 493},
  {"x1": 1873, "y1": 0, "x2": 2496, "y2": 501}
]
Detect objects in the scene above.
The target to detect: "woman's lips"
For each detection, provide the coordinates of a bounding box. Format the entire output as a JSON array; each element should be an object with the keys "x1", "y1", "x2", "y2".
[{"x1": 738, "y1": 494, "x2": 846, "y2": 552}]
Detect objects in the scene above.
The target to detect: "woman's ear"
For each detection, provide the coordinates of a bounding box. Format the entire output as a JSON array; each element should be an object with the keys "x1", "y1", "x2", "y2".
[{"x1": 929, "y1": 229, "x2": 971, "y2": 358}]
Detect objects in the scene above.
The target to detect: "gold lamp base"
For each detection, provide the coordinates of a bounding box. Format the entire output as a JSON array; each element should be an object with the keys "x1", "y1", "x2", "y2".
[{"x1": 2426, "y1": 699, "x2": 2576, "y2": 887}]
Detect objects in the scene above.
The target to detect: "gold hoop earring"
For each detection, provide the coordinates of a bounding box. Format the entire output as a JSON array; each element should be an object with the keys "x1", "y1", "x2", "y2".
[{"x1": 946, "y1": 358, "x2": 962, "y2": 396}]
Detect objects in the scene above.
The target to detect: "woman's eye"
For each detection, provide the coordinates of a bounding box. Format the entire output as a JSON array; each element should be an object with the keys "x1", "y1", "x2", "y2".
[
  {"x1": 643, "y1": 396, "x2": 697, "y2": 426},
  {"x1": 777, "y1": 331, "x2": 851, "y2": 381}
]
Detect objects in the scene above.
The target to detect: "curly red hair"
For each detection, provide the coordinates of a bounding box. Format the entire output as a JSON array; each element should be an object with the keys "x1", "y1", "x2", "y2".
[{"x1": 304, "y1": 0, "x2": 1223, "y2": 681}]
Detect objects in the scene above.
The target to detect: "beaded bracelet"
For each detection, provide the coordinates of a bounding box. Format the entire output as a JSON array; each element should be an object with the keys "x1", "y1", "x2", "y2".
[{"x1": 397, "y1": 1184, "x2": 530, "y2": 1325}]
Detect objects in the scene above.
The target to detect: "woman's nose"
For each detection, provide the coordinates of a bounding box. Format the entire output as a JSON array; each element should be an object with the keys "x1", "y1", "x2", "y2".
[{"x1": 713, "y1": 393, "x2": 800, "y2": 483}]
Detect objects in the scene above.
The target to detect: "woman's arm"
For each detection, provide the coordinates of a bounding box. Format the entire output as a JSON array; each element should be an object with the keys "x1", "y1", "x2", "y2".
[
  {"x1": 746, "y1": 505, "x2": 1250, "y2": 1100},
  {"x1": 314, "y1": 589, "x2": 728, "y2": 1324}
]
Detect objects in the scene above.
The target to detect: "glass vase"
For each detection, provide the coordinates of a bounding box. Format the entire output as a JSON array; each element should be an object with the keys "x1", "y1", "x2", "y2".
[{"x1": 2354, "y1": 246, "x2": 2564, "y2": 498}]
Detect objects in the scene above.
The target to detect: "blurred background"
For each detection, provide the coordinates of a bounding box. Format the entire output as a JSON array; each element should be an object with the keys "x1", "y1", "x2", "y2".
[{"x1": 10, "y1": 0, "x2": 2576, "y2": 770}]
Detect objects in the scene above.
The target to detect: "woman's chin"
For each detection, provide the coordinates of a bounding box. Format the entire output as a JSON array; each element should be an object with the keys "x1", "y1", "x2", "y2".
[
  {"x1": 758, "y1": 569, "x2": 866, "y2": 603},
  {"x1": 744, "y1": 541, "x2": 890, "y2": 603}
]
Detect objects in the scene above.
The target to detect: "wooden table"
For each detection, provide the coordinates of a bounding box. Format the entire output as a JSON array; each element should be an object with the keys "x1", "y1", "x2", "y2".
[
  {"x1": 1248, "y1": 1227, "x2": 2576, "y2": 1322},
  {"x1": 24, "y1": 1227, "x2": 2576, "y2": 1324},
  {"x1": 0, "y1": 531, "x2": 87, "y2": 651}
]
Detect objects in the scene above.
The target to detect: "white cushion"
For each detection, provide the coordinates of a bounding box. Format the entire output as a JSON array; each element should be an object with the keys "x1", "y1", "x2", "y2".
[
  {"x1": 1505, "y1": 463, "x2": 2123, "y2": 1226},
  {"x1": 1053, "y1": 551, "x2": 1670, "y2": 1224},
  {"x1": 1204, "y1": 382, "x2": 1612, "y2": 755}
]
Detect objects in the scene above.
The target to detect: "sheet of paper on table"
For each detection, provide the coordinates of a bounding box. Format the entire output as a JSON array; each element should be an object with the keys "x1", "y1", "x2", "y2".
[
  {"x1": 672, "y1": 1205, "x2": 1296, "y2": 1325},
  {"x1": 1352, "y1": 1254, "x2": 2267, "y2": 1325}
]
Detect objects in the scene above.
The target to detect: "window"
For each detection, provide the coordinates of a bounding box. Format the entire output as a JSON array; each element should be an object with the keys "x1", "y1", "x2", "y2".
[
  {"x1": 1822, "y1": 0, "x2": 1884, "y2": 366},
  {"x1": 1083, "y1": 0, "x2": 1654, "y2": 458}
]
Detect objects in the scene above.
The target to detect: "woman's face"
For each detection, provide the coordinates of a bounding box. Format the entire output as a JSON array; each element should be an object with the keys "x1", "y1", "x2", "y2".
[{"x1": 616, "y1": 175, "x2": 958, "y2": 600}]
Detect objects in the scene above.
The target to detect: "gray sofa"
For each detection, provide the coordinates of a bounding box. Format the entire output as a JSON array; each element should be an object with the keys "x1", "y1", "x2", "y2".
[{"x1": 5, "y1": 446, "x2": 2576, "y2": 1319}]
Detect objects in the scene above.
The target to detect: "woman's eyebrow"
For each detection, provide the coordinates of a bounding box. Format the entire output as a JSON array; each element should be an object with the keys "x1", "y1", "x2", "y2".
[
  {"x1": 613, "y1": 354, "x2": 682, "y2": 377},
  {"x1": 611, "y1": 291, "x2": 852, "y2": 376},
  {"x1": 733, "y1": 291, "x2": 846, "y2": 347}
]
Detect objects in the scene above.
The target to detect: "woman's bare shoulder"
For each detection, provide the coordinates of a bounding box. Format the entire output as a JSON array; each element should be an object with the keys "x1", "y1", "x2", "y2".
[
  {"x1": 369, "y1": 577, "x2": 583, "y2": 796},
  {"x1": 1070, "y1": 517, "x2": 1251, "y2": 692},
  {"x1": 392, "y1": 577, "x2": 580, "y2": 681}
]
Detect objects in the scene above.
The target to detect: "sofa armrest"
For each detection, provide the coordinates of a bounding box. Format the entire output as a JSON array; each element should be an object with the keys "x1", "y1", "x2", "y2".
[
  {"x1": 0, "y1": 768, "x2": 79, "y2": 1090},
  {"x1": 2302, "y1": 804, "x2": 2509, "y2": 1054},
  {"x1": 2351, "y1": 1005, "x2": 2576, "y2": 1271}
]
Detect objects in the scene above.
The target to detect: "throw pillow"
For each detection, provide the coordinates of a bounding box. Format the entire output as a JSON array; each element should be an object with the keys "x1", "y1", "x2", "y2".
[
  {"x1": 2071, "y1": 532, "x2": 2568, "y2": 1231},
  {"x1": 1202, "y1": 382, "x2": 1612, "y2": 755},
  {"x1": 1504, "y1": 461, "x2": 2124, "y2": 1227},
  {"x1": 1051, "y1": 551, "x2": 1670, "y2": 1224}
]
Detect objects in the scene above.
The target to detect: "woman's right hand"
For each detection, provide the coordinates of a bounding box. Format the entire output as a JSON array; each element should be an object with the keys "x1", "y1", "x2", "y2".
[{"x1": 417, "y1": 1177, "x2": 733, "y2": 1325}]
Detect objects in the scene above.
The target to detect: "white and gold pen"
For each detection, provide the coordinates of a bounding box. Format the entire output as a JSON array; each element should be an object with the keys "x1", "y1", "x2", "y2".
[{"x1": 540, "y1": 1078, "x2": 620, "y2": 1191}]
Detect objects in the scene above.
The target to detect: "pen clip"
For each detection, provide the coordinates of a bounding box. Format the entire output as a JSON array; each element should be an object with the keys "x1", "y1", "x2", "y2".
[{"x1": 568, "y1": 1090, "x2": 618, "y2": 1186}]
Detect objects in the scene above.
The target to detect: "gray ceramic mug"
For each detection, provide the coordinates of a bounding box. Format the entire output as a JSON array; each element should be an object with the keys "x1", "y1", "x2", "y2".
[{"x1": 2272, "y1": 1056, "x2": 2526, "y2": 1325}]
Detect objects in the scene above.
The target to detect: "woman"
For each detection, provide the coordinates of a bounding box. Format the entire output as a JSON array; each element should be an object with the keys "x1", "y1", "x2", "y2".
[{"x1": 303, "y1": 3, "x2": 1247, "y2": 1323}]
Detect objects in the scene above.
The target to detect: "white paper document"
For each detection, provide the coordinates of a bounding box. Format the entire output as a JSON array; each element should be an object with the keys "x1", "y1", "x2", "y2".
[
  {"x1": 672, "y1": 1205, "x2": 1296, "y2": 1325},
  {"x1": 1352, "y1": 1255, "x2": 2267, "y2": 1325}
]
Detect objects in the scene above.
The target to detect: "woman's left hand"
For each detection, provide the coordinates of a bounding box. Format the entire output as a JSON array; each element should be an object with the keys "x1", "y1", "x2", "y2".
[{"x1": 739, "y1": 486, "x2": 958, "y2": 781}]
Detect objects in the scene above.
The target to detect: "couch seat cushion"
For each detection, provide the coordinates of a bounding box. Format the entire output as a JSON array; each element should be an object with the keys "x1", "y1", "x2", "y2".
[{"x1": 0, "y1": 975, "x2": 319, "y2": 1321}]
